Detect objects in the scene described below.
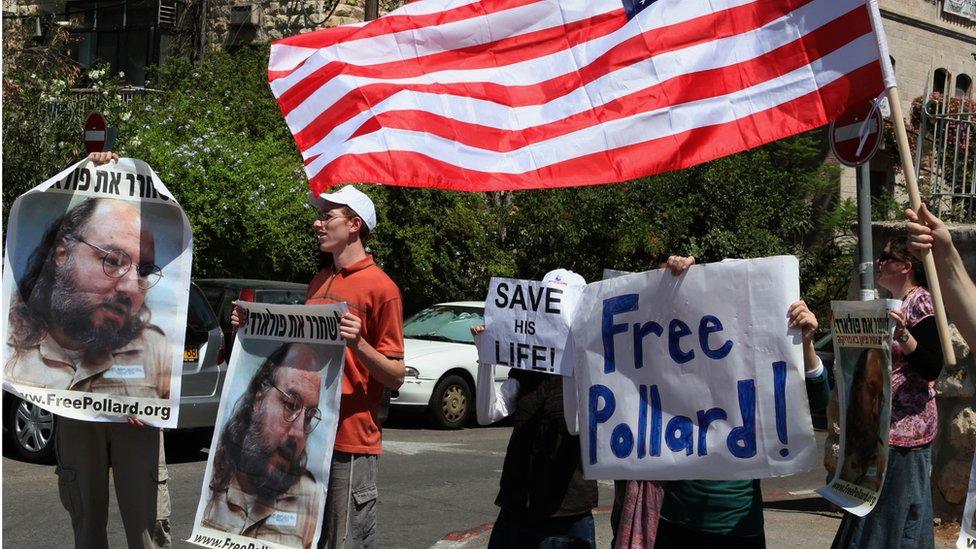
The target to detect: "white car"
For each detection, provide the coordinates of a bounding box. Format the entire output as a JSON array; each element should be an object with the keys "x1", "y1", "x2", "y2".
[{"x1": 392, "y1": 301, "x2": 509, "y2": 429}]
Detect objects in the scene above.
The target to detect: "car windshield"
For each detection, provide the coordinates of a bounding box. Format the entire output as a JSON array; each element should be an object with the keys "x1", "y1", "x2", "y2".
[{"x1": 403, "y1": 305, "x2": 483, "y2": 344}]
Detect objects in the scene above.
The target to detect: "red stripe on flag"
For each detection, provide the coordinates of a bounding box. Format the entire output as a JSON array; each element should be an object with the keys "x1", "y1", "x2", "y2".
[
  {"x1": 307, "y1": 61, "x2": 883, "y2": 193},
  {"x1": 287, "y1": 0, "x2": 830, "y2": 151},
  {"x1": 344, "y1": 8, "x2": 872, "y2": 151}
]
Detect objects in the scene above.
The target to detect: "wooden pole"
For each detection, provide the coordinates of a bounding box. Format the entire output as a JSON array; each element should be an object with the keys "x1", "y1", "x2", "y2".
[{"x1": 887, "y1": 85, "x2": 957, "y2": 366}]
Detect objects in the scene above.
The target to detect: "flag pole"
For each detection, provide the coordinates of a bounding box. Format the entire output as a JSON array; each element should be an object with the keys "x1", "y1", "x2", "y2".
[{"x1": 886, "y1": 85, "x2": 957, "y2": 366}]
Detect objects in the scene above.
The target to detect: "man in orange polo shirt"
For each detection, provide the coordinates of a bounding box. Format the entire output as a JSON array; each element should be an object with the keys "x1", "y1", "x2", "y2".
[{"x1": 234, "y1": 185, "x2": 404, "y2": 548}]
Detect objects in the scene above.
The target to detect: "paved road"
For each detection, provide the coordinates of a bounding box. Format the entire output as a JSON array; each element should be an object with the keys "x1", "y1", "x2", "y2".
[{"x1": 4, "y1": 412, "x2": 834, "y2": 548}]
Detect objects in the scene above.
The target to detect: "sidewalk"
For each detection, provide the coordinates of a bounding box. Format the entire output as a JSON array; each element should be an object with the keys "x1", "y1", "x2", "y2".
[{"x1": 432, "y1": 495, "x2": 957, "y2": 548}]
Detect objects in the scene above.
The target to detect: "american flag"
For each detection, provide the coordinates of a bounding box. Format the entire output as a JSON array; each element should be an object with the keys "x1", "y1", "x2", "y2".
[{"x1": 269, "y1": 0, "x2": 895, "y2": 193}]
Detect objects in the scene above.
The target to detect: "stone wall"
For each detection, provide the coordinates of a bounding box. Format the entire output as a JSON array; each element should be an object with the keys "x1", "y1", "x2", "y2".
[
  {"x1": 204, "y1": 0, "x2": 405, "y2": 49},
  {"x1": 205, "y1": 0, "x2": 360, "y2": 48},
  {"x1": 826, "y1": 221, "x2": 976, "y2": 524}
]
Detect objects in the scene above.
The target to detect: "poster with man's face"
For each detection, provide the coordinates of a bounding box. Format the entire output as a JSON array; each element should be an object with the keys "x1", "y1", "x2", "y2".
[
  {"x1": 816, "y1": 299, "x2": 897, "y2": 517},
  {"x1": 2, "y1": 158, "x2": 192, "y2": 428},
  {"x1": 190, "y1": 302, "x2": 345, "y2": 549}
]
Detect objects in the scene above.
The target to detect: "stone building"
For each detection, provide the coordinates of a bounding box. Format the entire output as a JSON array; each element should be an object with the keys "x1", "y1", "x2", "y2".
[
  {"x1": 839, "y1": 0, "x2": 976, "y2": 203},
  {"x1": 0, "y1": 0, "x2": 389, "y2": 86}
]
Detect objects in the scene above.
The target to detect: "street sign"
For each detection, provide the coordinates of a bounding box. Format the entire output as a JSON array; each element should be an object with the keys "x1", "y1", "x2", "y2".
[
  {"x1": 829, "y1": 102, "x2": 883, "y2": 167},
  {"x1": 83, "y1": 112, "x2": 108, "y2": 153}
]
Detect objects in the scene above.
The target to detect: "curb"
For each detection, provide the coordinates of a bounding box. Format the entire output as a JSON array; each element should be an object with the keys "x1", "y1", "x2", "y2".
[
  {"x1": 431, "y1": 523, "x2": 493, "y2": 548},
  {"x1": 432, "y1": 506, "x2": 614, "y2": 547},
  {"x1": 432, "y1": 492, "x2": 830, "y2": 547}
]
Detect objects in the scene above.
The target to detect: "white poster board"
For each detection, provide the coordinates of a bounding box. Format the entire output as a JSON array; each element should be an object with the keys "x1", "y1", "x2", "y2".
[
  {"x1": 2, "y1": 158, "x2": 192, "y2": 428},
  {"x1": 572, "y1": 256, "x2": 816, "y2": 480},
  {"x1": 476, "y1": 277, "x2": 582, "y2": 376},
  {"x1": 190, "y1": 302, "x2": 346, "y2": 549}
]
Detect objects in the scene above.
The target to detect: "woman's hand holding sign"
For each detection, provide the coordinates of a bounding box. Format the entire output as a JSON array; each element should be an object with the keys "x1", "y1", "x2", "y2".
[
  {"x1": 889, "y1": 309, "x2": 916, "y2": 354},
  {"x1": 788, "y1": 300, "x2": 821, "y2": 374},
  {"x1": 665, "y1": 255, "x2": 696, "y2": 275}
]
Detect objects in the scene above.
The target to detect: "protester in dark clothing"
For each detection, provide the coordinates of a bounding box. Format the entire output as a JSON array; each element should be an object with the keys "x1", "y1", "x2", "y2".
[{"x1": 473, "y1": 269, "x2": 597, "y2": 548}]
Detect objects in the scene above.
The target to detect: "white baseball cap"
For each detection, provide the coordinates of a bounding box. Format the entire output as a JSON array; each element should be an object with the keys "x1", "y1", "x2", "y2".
[
  {"x1": 310, "y1": 185, "x2": 377, "y2": 230},
  {"x1": 542, "y1": 269, "x2": 586, "y2": 288}
]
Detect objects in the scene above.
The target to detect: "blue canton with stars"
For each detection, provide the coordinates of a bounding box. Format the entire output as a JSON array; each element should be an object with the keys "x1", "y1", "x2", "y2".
[{"x1": 621, "y1": 0, "x2": 658, "y2": 19}]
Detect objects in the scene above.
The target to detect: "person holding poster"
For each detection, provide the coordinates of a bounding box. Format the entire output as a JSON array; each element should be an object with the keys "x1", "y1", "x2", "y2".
[
  {"x1": 232, "y1": 185, "x2": 404, "y2": 549},
  {"x1": 472, "y1": 269, "x2": 599, "y2": 548},
  {"x1": 832, "y1": 237, "x2": 945, "y2": 549},
  {"x1": 2, "y1": 151, "x2": 184, "y2": 549},
  {"x1": 630, "y1": 257, "x2": 829, "y2": 548}
]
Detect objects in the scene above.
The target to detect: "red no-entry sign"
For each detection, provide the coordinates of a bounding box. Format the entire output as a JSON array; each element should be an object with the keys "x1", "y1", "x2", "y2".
[
  {"x1": 829, "y1": 102, "x2": 883, "y2": 167},
  {"x1": 84, "y1": 112, "x2": 108, "y2": 153}
]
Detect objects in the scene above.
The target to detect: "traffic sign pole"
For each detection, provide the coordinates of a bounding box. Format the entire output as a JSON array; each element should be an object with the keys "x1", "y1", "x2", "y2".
[{"x1": 856, "y1": 163, "x2": 875, "y2": 301}]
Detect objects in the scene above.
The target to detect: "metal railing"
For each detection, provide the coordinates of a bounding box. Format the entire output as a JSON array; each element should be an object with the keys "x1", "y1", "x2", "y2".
[
  {"x1": 920, "y1": 94, "x2": 976, "y2": 220},
  {"x1": 41, "y1": 87, "x2": 159, "y2": 123}
]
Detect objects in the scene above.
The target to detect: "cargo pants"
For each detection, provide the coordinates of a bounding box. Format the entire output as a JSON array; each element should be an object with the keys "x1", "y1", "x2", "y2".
[{"x1": 55, "y1": 417, "x2": 171, "y2": 549}]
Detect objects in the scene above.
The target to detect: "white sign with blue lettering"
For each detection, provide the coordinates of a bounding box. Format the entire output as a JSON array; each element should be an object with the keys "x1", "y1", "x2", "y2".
[{"x1": 572, "y1": 256, "x2": 816, "y2": 480}]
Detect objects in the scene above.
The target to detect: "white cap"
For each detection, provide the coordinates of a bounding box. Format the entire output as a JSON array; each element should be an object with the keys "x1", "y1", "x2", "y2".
[
  {"x1": 310, "y1": 185, "x2": 377, "y2": 230},
  {"x1": 542, "y1": 269, "x2": 586, "y2": 288}
]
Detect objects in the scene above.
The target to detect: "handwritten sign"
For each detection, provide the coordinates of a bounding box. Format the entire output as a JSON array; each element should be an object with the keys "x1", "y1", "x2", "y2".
[
  {"x1": 570, "y1": 256, "x2": 816, "y2": 480},
  {"x1": 476, "y1": 277, "x2": 582, "y2": 376}
]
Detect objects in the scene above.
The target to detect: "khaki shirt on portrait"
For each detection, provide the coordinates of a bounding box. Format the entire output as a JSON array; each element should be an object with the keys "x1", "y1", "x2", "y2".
[
  {"x1": 202, "y1": 470, "x2": 323, "y2": 549},
  {"x1": 4, "y1": 326, "x2": 172, "y2": 399}
]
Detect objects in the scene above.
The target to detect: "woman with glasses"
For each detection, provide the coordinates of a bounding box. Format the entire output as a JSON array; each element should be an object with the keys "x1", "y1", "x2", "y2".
[{"x1": 832, "y1": 236, "x2": 944, "y2": 549}]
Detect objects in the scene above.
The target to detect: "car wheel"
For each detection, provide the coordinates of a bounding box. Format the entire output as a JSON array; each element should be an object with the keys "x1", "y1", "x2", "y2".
[
  {"x1": 427, "y1": 374, "x2": 472, "y2": 430},
  {"x1": 5, "y1": 397, "x2": 57, "y2": 463}
]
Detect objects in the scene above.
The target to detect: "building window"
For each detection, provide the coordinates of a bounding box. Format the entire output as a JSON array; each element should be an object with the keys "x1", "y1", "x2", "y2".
[
  {"x1": 59, "y1": 0, "x2": 190, "y2": 86},
  {"x1": 956, "y1": 74, "x2": 972, "y2": 97},
  {"x1": 934, "y1": 68, "x2": 950, "y2": 95}
]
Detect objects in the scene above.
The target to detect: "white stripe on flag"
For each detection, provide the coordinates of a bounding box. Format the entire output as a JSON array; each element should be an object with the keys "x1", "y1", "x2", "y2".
[
  {"x1": 305, "y1": 35, "x2": 878, "y2": 178},
  {"x1": 268, "y1": 0, "x2": 483, "y2": 72}
]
